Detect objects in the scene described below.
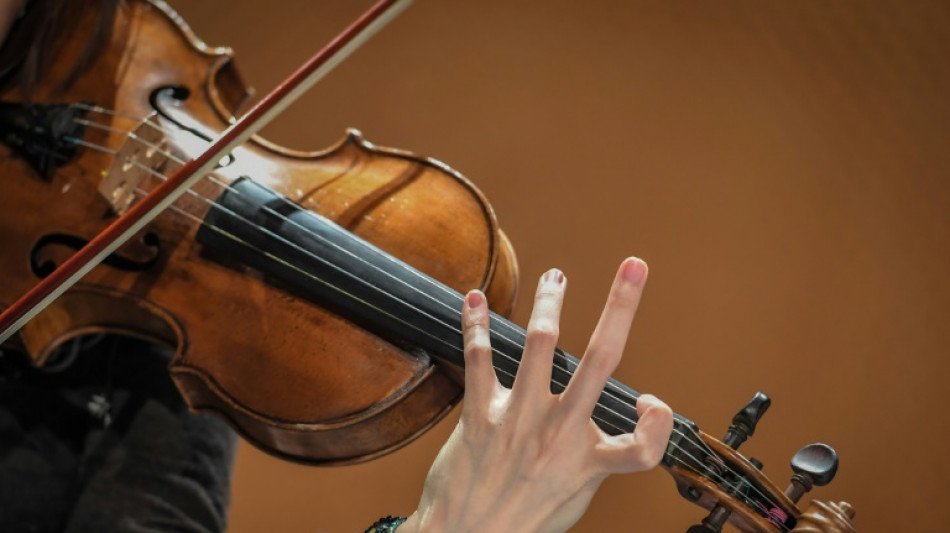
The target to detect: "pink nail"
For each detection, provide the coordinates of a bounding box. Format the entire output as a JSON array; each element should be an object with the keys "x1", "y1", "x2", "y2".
[
  {"x1": 467, "y1": 290, "x2": 484, "y2": 309},
  {"x1": 623, "y1": 259, "x2": 646, "y2": 284}
]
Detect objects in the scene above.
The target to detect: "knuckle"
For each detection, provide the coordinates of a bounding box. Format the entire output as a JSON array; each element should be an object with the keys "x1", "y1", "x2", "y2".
[
  {"x1": 526, "y1": 323, "x2": 559, "y2": 343},
  {"x1": 535, "y1": 285, "x2": 563, "y2": 300},
  {"x1": 637, "y1": 393, "x2": 658, "y2": 408},
  {"x1": 606, "y1": 288, "x2": 635, "y2": 309},
  {"x1": 463, "y1": 320, "x2": 486, "y2": 341},
  {"x1": 638, "y1": 394, "x2": 673, "y2": 416},
  {"x1": 465, "y1": 336, "x2": 492, "y2": 358},
  {"x1": 639, "y1": 393, "x2": 657, "y2": 402}
]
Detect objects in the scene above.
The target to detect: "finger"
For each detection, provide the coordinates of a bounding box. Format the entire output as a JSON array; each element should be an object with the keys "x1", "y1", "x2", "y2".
[
  {"x1": 597, "y1": 394, "x2": 674, "y2": 473},
  {"x1": 461, "y1": 290, "x2": 495, "y2": 420},
  {"x1": 560, "y1": 258, "x2": 647, "y2": 420},
  {"x1": 510, "y1": 268, "x2": 566, "y2": 404}
]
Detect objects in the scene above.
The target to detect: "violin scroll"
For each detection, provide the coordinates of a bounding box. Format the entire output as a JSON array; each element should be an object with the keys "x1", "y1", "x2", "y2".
[
  {"x1": 674, "y1": 394, "x2": 856, "y2": 532},
  {"x1": 790, "y1": 501, "x2": 856, "y2": 533}
]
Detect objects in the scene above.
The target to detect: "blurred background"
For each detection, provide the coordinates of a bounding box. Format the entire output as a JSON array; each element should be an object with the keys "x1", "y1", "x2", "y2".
[{"x1": 169, "y1": 1, "x2": 949, "y2": 531}]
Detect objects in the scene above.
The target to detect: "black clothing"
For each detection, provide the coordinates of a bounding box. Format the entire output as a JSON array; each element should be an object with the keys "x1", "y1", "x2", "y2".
[{"x1": 0, "y1": 336, "x2": 237, "y2": 532}]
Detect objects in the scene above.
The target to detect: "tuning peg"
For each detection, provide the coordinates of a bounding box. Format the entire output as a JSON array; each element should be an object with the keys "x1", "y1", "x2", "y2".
[
  {"x1": 723, "y1": 392, "x2": 771, "y2": 449},
  {"x1": 686, "y1": 505, "x2": 731, "y2": 533},
  {"x1": 784, "y1": 443, "x2": 839, "y2": 503}
]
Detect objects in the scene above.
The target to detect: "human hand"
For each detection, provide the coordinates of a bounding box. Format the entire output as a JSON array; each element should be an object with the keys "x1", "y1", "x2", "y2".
[{"x1": 400, "y1": 257, "x2": 674, "y2": 533}]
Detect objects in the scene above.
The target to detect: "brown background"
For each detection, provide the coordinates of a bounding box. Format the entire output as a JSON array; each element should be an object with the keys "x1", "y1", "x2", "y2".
[{"x1": 168, "y1": 1, "x2": 949, "y2": 531}]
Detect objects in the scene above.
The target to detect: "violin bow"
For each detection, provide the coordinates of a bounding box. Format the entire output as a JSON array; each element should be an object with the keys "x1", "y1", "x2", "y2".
[{"x1": 0, "y1": 0, "x2": 413, "y2": 344}]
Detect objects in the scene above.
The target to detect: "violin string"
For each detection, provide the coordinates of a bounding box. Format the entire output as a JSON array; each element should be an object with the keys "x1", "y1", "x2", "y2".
[
  {"x1": 74, "y1": 117, "x2": 179, "y2": 163},
  {"x1": 68, "y1": 133, "x2": 642, "y2": 429},
  {"x1": 65, "y1": 107, "x2": 735, "y2": 485},
  {"x1": 79, "y1": 147, "x2": 790, "y2": 533},
  {"x1": 68, "y1": 111, "x2": 792, "y2": 527},
  {"x1": 61, "y1": 108, "x2": 790, "y2": 526},
  {"x1": 76, "y1": 110, "x2": 739, "y2": 477},
  {"x1": 121, "y1": 183, "x2": 755, "y2": 518},
  {"x1": 66, "y1": 114, "x2": 672, "y2": 438},
  {"x1": 70, "y1": 110, "x2": 596, "y2": 370},
  {"x1": 63, "y1": 138, "x2": 752, "y2": 513},
  {"x1": 31, "y1": 135, "x2": 679, "y2": 462},
  {"x1": 27, "y1": 111, "x2": 727, "y2": 492},
  {"x1": 70, "y1": 106, "x2": 661, "y2": 412},
  {"x1": 68, "y1": 108, "x2": 792, "y2": 524}
]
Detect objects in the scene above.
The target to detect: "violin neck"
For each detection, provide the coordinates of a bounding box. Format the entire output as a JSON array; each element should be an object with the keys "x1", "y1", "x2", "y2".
[{"x1": 197, "y1": 177, "x2": 694, "y2": 445}]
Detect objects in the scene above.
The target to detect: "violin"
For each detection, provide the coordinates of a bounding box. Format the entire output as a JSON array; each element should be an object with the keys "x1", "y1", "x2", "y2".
[{"x1": 0, "y1": 1, "x2": 856, "y2": 531}]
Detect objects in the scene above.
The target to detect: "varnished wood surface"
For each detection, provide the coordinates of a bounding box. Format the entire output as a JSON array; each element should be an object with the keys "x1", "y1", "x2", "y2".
[
  {"x1": 666, "y1": 430, "x2": 802, "y2": 532},
  {"x1": 792, "y1": 501, "x2": 857, "y2": 533},
  {"x1": 1, "y1": 0, "x2": 519, "y2": 465}
]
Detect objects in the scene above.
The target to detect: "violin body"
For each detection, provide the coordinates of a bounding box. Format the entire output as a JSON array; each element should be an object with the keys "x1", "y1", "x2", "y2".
[
  {"x1": 0, "y1": 2, "x2": 858, "y2": 531},
  {"x1": 0, "y1": 0, "x2": 518, "y2": 464}
]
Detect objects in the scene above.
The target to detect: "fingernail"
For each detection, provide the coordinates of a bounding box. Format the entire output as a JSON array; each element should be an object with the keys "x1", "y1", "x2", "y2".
[
  {"x1": 543, "y1": 268, "x2": 565, "y2": 285},
  {"x1": 466, "y1": 290, "x2": 485, "y2": 309},
  {"x1": 623, "y1": 258, "x2": 647, "y2": 284}
]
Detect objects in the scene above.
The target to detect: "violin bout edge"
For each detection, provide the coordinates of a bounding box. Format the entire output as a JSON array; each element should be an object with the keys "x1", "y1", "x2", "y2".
[{"x1": 172, "y1": 360, "x2": 463, "y2": 466}]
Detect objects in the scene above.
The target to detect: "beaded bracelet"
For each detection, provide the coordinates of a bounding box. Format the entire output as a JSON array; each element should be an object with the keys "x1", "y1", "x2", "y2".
[{"x1": 365, "y1": 515, "x2": 407, "y2": 533}]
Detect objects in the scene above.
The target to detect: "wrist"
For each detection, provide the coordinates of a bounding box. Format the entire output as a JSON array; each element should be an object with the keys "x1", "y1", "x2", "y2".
[
  {"x1": 401, "y1": 507, "x2": 460, "y2": 533},
  {"x1": 396, "y1": 511, "x2": 419, "y2": 533},
  {"x1": 398, "y1": 510, "x2": 435, "y2": 533}
]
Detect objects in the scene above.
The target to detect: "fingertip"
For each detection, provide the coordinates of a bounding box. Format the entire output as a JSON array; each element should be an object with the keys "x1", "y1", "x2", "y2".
[
  {"x1": 636, "y1": 394, "x2": 673, "y2": 425},
  {"x1": 634, "y1": 394, "x2": 674, "y2": 466},
  {"x1": 598, "y1": 395, "x2": 674, "y2": 472},
  {"x1": 621, "y1": 257, "x2": 648, "y2": 285},
  {"x1": 465, "y1": 289, "x2": 485, "y2": 311},
  {"x1": 541, "y1": 267, "x2": 566, "y2": 286},
  {"x1": 635, "y1": 393, "x2": 661, "y2": 413},
  {"x1": 462, "y1": 290, "x2": 490, "y2": 348},
  {"x1": 462, "y1": 290, "x2": 491, "y2": 360},
  {"x1": 463, "y1": 290, "x2": 490, "y2": 327}
]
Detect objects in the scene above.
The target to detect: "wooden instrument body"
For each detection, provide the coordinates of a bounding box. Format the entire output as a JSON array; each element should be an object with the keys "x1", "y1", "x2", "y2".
[
  {"x1": 0, "y1": 0, "x2": 518, "y2": 465},
  {"x1": 0, "y1": 3, "x2": 858, "y2": 530}
]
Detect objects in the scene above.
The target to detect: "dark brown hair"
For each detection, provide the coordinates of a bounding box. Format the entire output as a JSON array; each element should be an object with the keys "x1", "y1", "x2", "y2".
[{"x1": 0, "y1": 0, "x2": 121, "y2": 98}]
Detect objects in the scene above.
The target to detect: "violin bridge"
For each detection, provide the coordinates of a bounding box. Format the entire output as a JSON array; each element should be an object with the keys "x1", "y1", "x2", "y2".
[{"x1": 99, "y1": 113, "x2": 173, "y2": 215}]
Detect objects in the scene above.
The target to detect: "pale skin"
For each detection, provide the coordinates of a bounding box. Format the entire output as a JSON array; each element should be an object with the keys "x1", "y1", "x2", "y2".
[{"x1": 402, "y1": 258, "x2": 674, "y2": 532}]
